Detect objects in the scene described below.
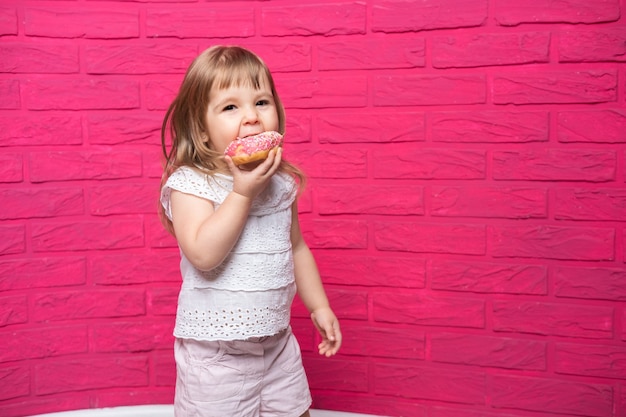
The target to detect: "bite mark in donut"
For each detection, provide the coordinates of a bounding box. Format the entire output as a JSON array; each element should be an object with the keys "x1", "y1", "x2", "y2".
[{"x1": 224, "y1": 131, "x2": 283, "y2": 165}]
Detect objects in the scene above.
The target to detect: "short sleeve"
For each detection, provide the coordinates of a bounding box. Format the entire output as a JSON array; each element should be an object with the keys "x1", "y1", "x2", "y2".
[{"x1": 160, "y1": 166, "x2": 231, "y2": 220}]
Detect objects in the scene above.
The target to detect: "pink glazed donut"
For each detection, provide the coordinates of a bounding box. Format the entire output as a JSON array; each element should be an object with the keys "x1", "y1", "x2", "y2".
[{"x1": 224, "y1": 131, "x2": 283, "y2": 165}]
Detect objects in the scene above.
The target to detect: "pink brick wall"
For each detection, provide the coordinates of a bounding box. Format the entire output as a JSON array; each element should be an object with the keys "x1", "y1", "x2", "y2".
[{"x1": 1, "y1": 0, "x2": 625, "y2": 416}]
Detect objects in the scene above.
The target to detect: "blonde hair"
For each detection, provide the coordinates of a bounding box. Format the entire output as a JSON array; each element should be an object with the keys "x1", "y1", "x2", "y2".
[{"x1": 159, "y1": 45, "x2": 305, "y2": 233}]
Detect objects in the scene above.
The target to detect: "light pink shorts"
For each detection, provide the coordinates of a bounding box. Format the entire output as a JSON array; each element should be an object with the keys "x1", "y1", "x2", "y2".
[{"x1": 174, "y1": 326, "x2": 312, "y2": 417}]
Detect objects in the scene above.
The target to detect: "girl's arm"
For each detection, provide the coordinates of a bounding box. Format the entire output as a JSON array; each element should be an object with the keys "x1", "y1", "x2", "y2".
[
  {"x1": 170, "y1": 149, "x2": 282, "y2": 271},
  {"x1": 291, "y1": 201, "x2": 342, "y2": 356}
]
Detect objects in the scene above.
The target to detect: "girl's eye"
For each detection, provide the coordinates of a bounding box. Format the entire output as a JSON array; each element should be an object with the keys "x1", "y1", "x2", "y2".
[
  {"x1": 223, "y1": 104, "x2": 236, "y2": 111},
  {"x1": 256, "y1": 100, "x2": 270, "y2": 106}
]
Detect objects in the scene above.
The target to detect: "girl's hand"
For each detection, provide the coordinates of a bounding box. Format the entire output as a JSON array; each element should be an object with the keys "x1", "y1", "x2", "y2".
[
  {"x1": 225, "y1": 147, "x2": 282, "y2": 200},
  {"x1": 311, "y1": 306, "x2": 342, "y2": 357}
]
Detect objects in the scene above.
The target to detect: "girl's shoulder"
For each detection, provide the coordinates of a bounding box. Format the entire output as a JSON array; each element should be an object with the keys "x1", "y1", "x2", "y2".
[{"x1": 161, "y1": 166, "x2": 233, "y2": 207}]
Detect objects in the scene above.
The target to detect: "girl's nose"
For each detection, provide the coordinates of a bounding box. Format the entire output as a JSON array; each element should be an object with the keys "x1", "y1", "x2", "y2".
[{"x1": 243, "y1": 106, "x2": 259, "y2": 124}]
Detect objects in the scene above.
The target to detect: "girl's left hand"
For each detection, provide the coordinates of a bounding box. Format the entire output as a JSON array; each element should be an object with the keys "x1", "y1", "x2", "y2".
[
  {"x1": 311, "y1": 307, "x2": 342, "y2": 357},
  {"x1": 225, "y1": 147, "x2": 282, "y2": 200}
]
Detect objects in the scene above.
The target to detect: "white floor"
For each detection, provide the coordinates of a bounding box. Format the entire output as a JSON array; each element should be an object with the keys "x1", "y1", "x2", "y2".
[{"x1": 29, "y1": 404, "x2": 386, "y2": 417}]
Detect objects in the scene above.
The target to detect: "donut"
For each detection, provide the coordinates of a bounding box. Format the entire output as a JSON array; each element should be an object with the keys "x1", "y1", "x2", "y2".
[{"x1": 224, "y1": 131, "x2": 283, "y2": 165}]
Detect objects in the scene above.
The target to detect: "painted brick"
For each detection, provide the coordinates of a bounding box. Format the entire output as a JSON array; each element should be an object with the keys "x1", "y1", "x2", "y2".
[
  {"x1": 0, "y1": 79, "x2": 20, "y2": 109},
  {"x1": 24, "y1": 7, "x2": 139, "y2": 38},
  {"x1": 303, "y1": 356, "x2": 368, "y2": 392},
  {"x1": 558, "y1": 110, "x2": 626, "y2": 143},
  {"x1": 374, "y1": 148, "x2": 486, "y2": 179},
  {"x1": 149, "y1": 286, "x2": 178, "y2": 317},
  {"x1": 555, "y1": 342, "x2": 626, "y2": 379},
  {"x1": 291, "y1": 319, "x2": 315, "y2": 352},
  {"x1": 153, "y1": 352, "x2": 175, "y2": 387},
  {"x1": 290, "y1": 149, "x2": 367, "y2": 178},
  {"x1": 317, "y1": 184, "x2": 423, "y2": 215},
  {"x1": 35, "y1": 356, "x2": 149, "y2": 395},
  {"x1": 318, "y1": 112, "x2": 424, "y2": 144},
  {"x1": 491, "y1": 225, "x2": 614, "y2": 261},
  {"x1": 374, "y1": 362, "x2": 485, "y2": 404},
  {"x1": 31, "y1": 218, "x2": 144, "y2": 252},
  {"x1": 291, "y1": 289, "x2": 368, "y2": 320},
  {"x1": 33, "y1": 290, "x2": 146, "y2": 321},
  {"x1": 246, "y1": 43, "x2": 312, "y2": 73},
  {"x1": 147, "y1": 217, "x2": 178, "y2": 249},
  {"x1": 555, "y1": 187, "x2": 626, "y2": 221},
  {"x1": 340, "y1": 325, "x2": 425, "y2": 359},
  {"x1": 0, "y1": 295, "x2": 28, "y2": 327},
  {"x1": 374, "y1": 222, "x2": 486, "y2": 255},
  {"x1": 30, "y1": 151, "x2": 142, "y2": 182},
  {"x1": 0, "y1": 115, "x2": 82, "y2": 146},
  {"x1": 88, "y1": 114, "x2": 161, "y2": 145},
  {"x1": 373, "y1": 292, "x2": 485, "y2": 328},
  {"x1": 297, "y1": 189, "x2": 312, "y2": 214},
  {"x1": 85, "y1": 44, "x2": 198, "y2": 75},
  {"x1": 91, "y1": 252, "x2": 180, "y2": 285},
  {"x1": 1, "y1": 326, "x2": 88, "y2": 363},
  {"x1": 319, "y1": 38, "x2": 425, "y2": 70},
  {"x1": 144, "y1": 149, "x2": 167, "y2": 179},
  {"x1": 24, "y1": 79, "x2": 140, "y2": 110},
  {"x1": 92, "y1": 321, "x2": 173, "y2": 353},
  {"x1": 431, "y1": 111, "x2": 549, "y2": 143},
  {"x1": 0, "y1": 397, "x2": 92, "y2": 417},
  {"x1": 493, "y1": 301, "x2": 613, "y2": 339},
  {"x1": 284, "y1": 113, "x2": 312, "y2": 143},
  {"x1": 491, "y1": 375, "x2": 613, "y2": 417},
  {"x1": 1, "y1": 187, "x2": 84, "y2": 220},
  {"x1": 312, "y1": 394, "x2": 427, "y2": 417},
  {"x1": 493, "y1": 70, "x2": 617, "y2": 104},
  {"x1": 276, "y1": 76, "x2": 367, "y2": 108},
  {"x1": 0, "y1": 224, "x2": 25, "y2": 255},
  {"x1": 372, "y1": 0, "x2": 488, "y2": 32},
  {"x1": 261, "y1": 3, "x2": 366, "y2": 37},
  {"x1": 492, "y1": 149, "x2": 616, "y2": 182},
  {"x1": 0, "y1": 43, "x2": 79, "y2": 73},
  {"x1": 90, "y1": 183, "x2": 158, "y2": 215},
  {"x1": 621, "y1": 309, "x2": 626, "y2": 340},
  {"x1": 430, "y1": 406, "x2": 517, "y2": 417},
  {"x1": 0, "y1": 153, "x2": 23, "y2": 183},
  {"x1": 431, "y1": 186, "x2": 547, "y2": 219},
  {"x1": 300, "y1": 219, "x2": 367, "y2": 249},
  {"x1": 431, "y1": 332, "x2": 546, "y2": 370},
  {"x1": 374, "y1": 74, "x2": 486, "y2": 106},
  {"x1": 430, "y1": 260, "x2": 547, "y2": 295},
  {"x1": 0, "y1": 7, "x2": 17, "y2": 36},
  {"x1": 316, "y1": 254, "x2": 425, "y2": 288},
  {"x1": 432, "y1": 32, "x2": 549, "y2": 68},
  {"x1": 145, "y1": 79, "x2": 178, "y2": 111},
  {"x1": 559, "y1": 28, "x2": 626, "y2": 62},
  {"x1": 326, "y1": 289, "x2": 368, "y2": 321},
  {"x1": 495, "y1": 0, "x2": 620, "y2": 25},
  {"x1": 555, "y1": 266, "x2": 626, "y2": 301},
  {"x1": 0, "y1": 257, "x2": 86, "y2": 291},
  {"x1": 0, "y1": 366, "x2": 29, "y2": 401},
  {"x1": 146, "y1": 8, "x2": 254, "y2": 38}
]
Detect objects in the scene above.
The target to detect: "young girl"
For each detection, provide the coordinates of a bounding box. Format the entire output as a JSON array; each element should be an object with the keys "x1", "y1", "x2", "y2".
[{"x1": 159, "y1": 45, "x2": 342, "y2": 417}]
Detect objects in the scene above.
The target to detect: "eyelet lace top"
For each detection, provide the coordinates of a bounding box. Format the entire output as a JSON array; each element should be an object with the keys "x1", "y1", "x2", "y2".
[{"x1": 161, "y1": 166, "x2": 298, "y2": 341}]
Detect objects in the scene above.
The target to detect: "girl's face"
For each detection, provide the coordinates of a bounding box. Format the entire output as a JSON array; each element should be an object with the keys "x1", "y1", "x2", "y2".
[{"x1": 204, "y1": 75, "x2": 279, "y2": 155}]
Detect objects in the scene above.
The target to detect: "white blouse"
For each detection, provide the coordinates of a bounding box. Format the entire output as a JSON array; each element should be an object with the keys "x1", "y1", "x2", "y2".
[{"x1": 161, "y1": 166, "x2": 298, "y2": 341}]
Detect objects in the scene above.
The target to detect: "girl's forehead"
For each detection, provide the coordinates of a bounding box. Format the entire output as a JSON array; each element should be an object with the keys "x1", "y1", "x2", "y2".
[
  {"x1": 209, "y1": 76, "x2": 273, "y2": 102},
  {"x1": 213, "y1": 68, "x2": 271, "y2": 91}
]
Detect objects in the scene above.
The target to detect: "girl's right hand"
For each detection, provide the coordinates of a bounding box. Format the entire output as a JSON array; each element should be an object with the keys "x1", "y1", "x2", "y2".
[{"x1": 225, "y1": 147, "x2": 282, "y2": 200}]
